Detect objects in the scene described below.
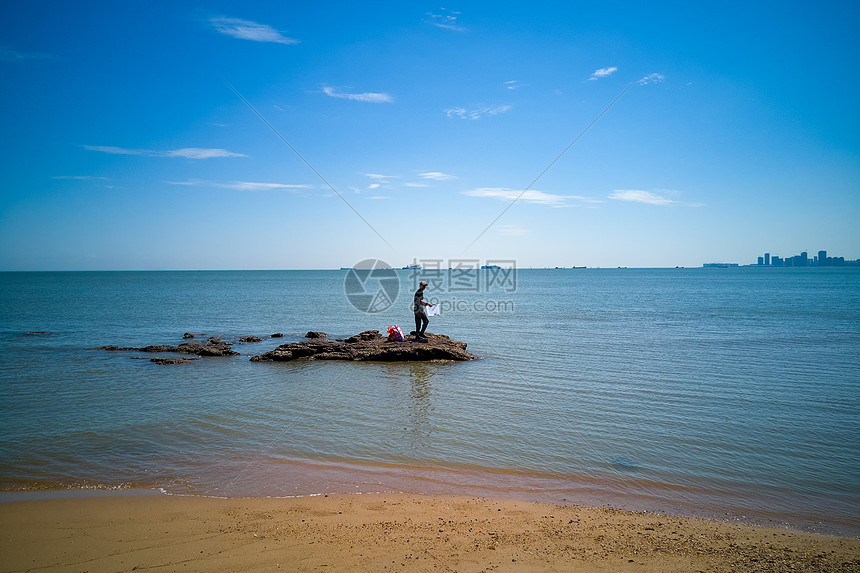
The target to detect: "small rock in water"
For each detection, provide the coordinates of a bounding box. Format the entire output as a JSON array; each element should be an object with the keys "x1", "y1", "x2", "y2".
[
  {"x1": 236, "y1": 336, "x2": 264, "y2": 343},
  {"x1": 305, "y1": 331, "x2": 327, "y2": 339},
  {"x1": 151, "y1": 356, "x2": 198, "y2": 365}
]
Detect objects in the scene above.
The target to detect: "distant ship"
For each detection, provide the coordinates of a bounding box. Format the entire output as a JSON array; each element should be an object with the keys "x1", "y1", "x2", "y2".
[
  {"x1": 401, "y1": 264, "x2": 421, "y2": 270},
  {"x1": 481, "y1": 264, "x2": 501, "y2": 270},
  {"x1": 339, "y1": 267, "x2": 353, "y2": 270}
]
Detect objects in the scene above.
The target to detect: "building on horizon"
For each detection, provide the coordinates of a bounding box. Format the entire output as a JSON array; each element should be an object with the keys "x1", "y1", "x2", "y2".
[{"x1": 753, "y1": 249, "x2": 858, "y2": 267}]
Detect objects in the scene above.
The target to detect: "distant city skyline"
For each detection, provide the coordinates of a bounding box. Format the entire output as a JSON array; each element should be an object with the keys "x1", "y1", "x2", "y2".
[{"x1": 753, "y1": 249, "x2": 859, "y2": 268}]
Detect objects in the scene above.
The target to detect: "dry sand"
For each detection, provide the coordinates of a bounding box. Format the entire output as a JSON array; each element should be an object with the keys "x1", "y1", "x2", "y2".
[{"x1": 1, "y1": 493, "x2": 858, "y2": 572}]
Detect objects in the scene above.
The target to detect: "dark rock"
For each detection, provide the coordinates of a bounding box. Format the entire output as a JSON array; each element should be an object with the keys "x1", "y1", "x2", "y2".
[
  {"x1": 345, "y1": 330, "x2": 382, "y2": 343},
  {"x1": 271, "y1": 333, "x2": 285, "y2": 338},
  {"x1": 183, "y1": 332, "x2": 195, "y2": 339},
  {"x1": 151, "y1": 356, "x2": 198, "y2": 365},
  {"x1": 177, "y1": 341, "x2": 239, "y2": 357},
  {"x1": 251, "y1": 332, "x2": 476, "y2": 363},
  {"x1": 97, "y1": 339, "x2": 239, "y2": 358},
  {"x1": 235, "y1": 336, "x2": 264, "y2": 343},
  {"x1": 139, "y1": 345, "x2": 178, "y2": 353},
  {"x1": 305, "y1": 331, "x2": 327, "y2": 339}
]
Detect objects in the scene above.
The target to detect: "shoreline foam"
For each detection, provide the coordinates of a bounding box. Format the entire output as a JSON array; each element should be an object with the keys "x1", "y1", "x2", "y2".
[{"x1": 3, "y1": 456, "x2": 858, "y2": 538}]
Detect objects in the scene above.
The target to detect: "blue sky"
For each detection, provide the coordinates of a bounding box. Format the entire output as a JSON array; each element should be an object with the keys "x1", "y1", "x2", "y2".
[{"x1": 1, "y1": 1, "x2": 858, "y2": 270}]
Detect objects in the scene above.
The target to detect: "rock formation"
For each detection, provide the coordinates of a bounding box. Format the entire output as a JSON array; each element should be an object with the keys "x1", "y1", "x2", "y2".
[
  {"x1": 251, "y1": 330, "x2": 476, "y2": 362},
  {"x1": 97, "y1": 338, "x2": 239, "y2": 358},
  {"x1": 96, "y1": 330, "x2": 477, "y2": 365}
]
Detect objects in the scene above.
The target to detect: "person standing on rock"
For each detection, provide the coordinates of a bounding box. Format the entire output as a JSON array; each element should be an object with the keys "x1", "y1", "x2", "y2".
[{"x1": 413, "y1": 281, "x2": 430, "y2": 340}]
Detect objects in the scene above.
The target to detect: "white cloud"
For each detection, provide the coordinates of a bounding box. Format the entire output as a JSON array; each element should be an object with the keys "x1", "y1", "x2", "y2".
[
  {"x1": 84, "y1": 145, "x2": 246, "y2": 158},
  {"x1": 405, "y1": 182, "x2": 429, "y2": 187},
  {"x1": 165, "y1": 148, "x2": 246, "y2": 159},
  {"x1": 498, "y1": 224, "x2": 528, "y2": 236},
  {"x1": 0, "y1": 47, "x2": 54, "y2": 62},
  {"x1": 445, "y1": 104, "x2": 511, "y2": 120},
  {"x1": 221, "y1": 181, "x2": 312, "y2": 191},
  {"x1": 209, "y1": 17, "x2": 298, "y2": 44},
  {"x1": 589, "y1": 66, "x2": 618, "y2": 80},
  {"x1": 504, "y1": 80, "x2": 522, "y2": 90},
  {"x1": 638, "y1": 73, "x2": 666, "y2": 85},
  {"x1": 426, "y1": 9, "x2": 464, "y2": 31},
  {"x1": 322, "y1": 86, "x2": 393, "y2": 103},
  {"x1": 364, "y1": 173, "x2": 398, "y2": 189},
  {"x1": 83, "y1": 145, "x2": 145, "y2": 155},
  {"x1": 419, "y1": 171, "x2": 456, "y2": 181},
  {"x1": 464, "y1": 187, "x2": 569, "y2": 207},
  {"x1": 367, "y1": 196, "x2": 389, "y2": 200},
  {"x1": 608, "y1": 190, "x2": 675, "y2": 205},
  {"x1": 168, "y1": 180, "x2": 312, "y2": 191},
  {"x1": 51, "y1": 175, "x2": 110, "y2": 181},
  {"x1": 464, "y1": 187, "x2": 602, "y2": 207}
]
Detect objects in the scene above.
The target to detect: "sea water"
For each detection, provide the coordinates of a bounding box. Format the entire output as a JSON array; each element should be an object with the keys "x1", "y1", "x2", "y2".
[{"x1": 0, "y1": 268, "x2": 858, "y2": 535}]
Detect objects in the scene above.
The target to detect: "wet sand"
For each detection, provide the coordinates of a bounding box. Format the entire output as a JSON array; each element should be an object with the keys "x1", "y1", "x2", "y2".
[{"x1": 2, "y1": 493, "x2": 858, "y2": 572}]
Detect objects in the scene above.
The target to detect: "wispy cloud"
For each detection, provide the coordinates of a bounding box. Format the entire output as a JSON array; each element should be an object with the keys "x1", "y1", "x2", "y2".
[
  {"x1": 83, "y1": 145, "x2": 143, "y2": 156},
  {"x1": 638, "y1": 73, "x2": 666, "y2": 85},
  {"x1": 497, "y1": 224, "x2": 529, "y2": 236},
  {"x1": 503, "y1": 80, "x2": 523, "y2": 90},
  {"x1": 463, "y1": 187, "x2": 598, "y2": 207},
  {"x1": 588, "y1": 66, "x2": 618, "y2": 80},
  {"x1": 168, "y1": 179, "x2": 312, "y2": 191},
  {"x1": 419, "y1": 171, "x2": 457, "y2": 181},
  {"x1": 367, "y1": 196, "x2": 389, "y2": 200},
  {"x1": 167, "y1": 148, "x2": 247, "y2": 159},
  {"x1": 0, "y1": 47, "x2": 54, "y2": 62},
  {"x1": 405, "y1": 182, "x2": 430, "y2": 187},
  {"x1": 426, "y1": 9, "x2": 464, "y2": 31},
  {"x1": 322, "y1": 86, "x2": 393, "y2": 103},
  {"x1": 52, "y1": 175, "x2": 111, "y2": 181},
  {"x1": 209, "y1": 17, "x2": 298, "y2": 44},
  {"x1": 445, "y1": 104, "x2": 511, "y2": 120},
  {"x1": 609, "y1": 189, "x2": 675, "y2": 205},
  {"x1": 84, "y1": 146, "x2": 246, "y2": 158},
  {"x1": 220, "y1": 181, "x2": 312, "y2": 191},
  {"x1": 364, "y1": 173, "x2": 398, "y2": 190}
]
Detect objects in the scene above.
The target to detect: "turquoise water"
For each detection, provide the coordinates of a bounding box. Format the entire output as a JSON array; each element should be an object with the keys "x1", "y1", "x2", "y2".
[{"x1": 1, "y1": 269, "x2": 858, "y2": 535}]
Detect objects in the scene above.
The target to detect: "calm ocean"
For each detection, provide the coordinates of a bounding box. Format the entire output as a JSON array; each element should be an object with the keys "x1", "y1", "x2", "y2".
[{"x1": 1, "y1": 268, "x2": 858, "y2": 536}]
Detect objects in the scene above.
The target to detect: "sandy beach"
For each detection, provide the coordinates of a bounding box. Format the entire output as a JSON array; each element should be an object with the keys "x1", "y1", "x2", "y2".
[{"x1": 1, "y1": 493, "x2": 857, "y2": 572}]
